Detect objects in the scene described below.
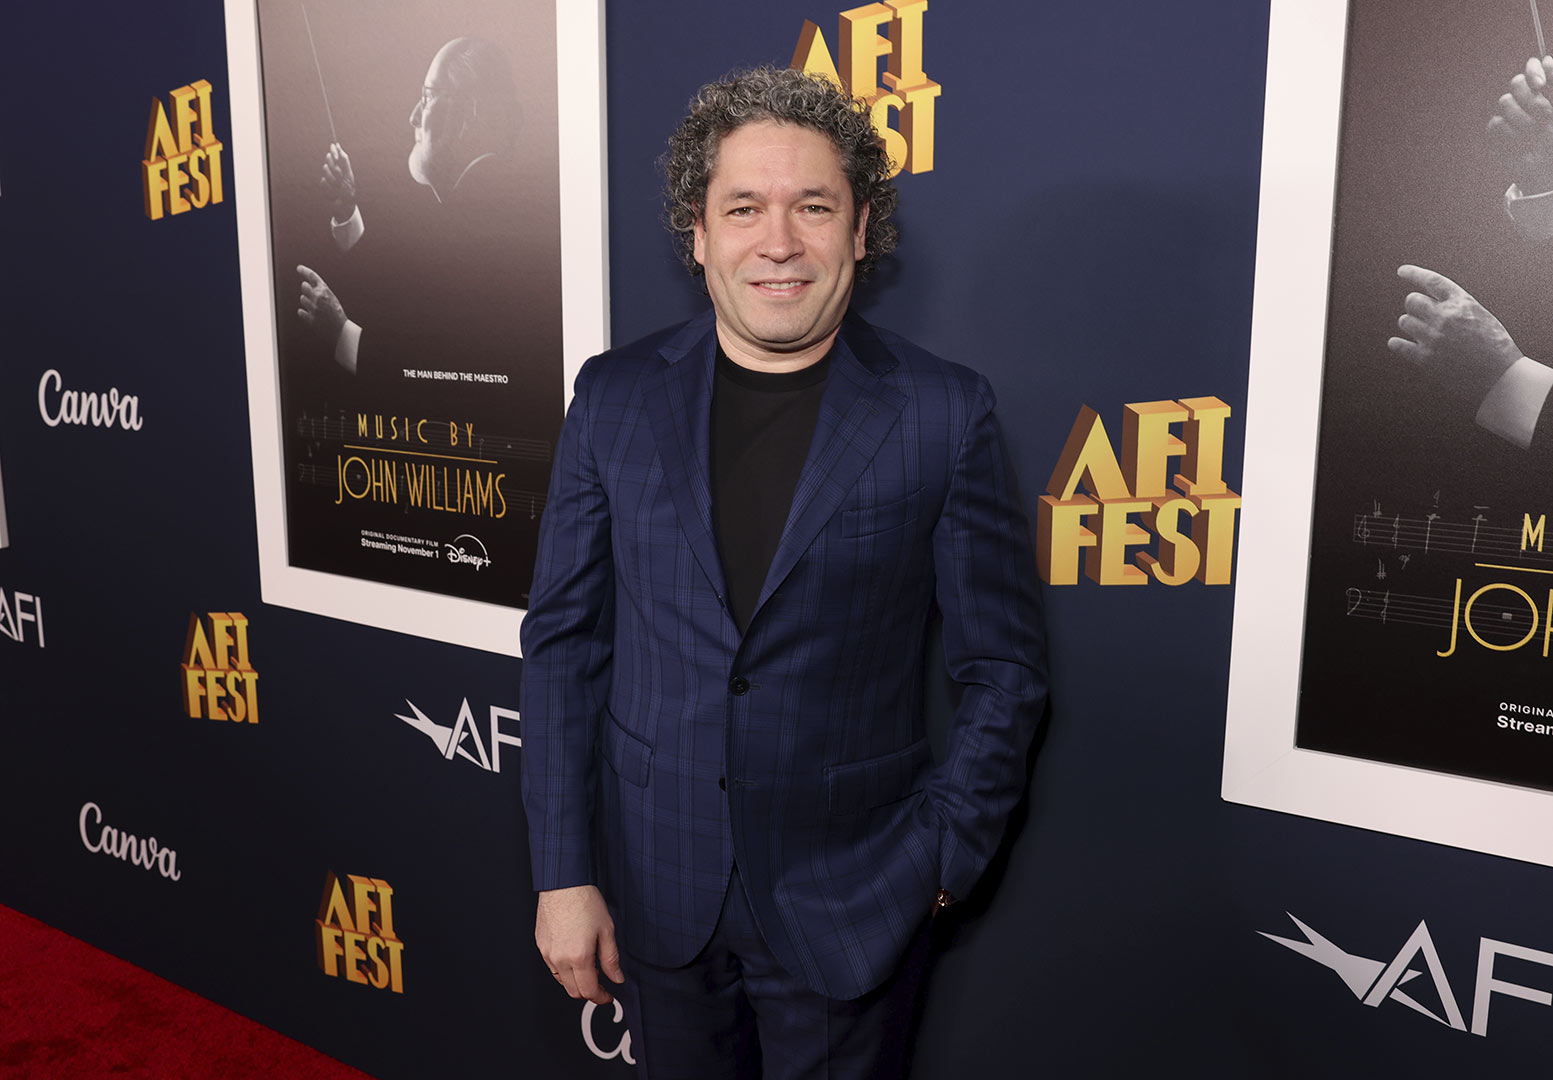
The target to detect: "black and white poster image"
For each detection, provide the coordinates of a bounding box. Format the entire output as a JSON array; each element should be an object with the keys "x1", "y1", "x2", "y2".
[
  {"x1": 254, "y1": 0, "x2": 563, "y2": 607},
  {"x1": 1301, "y1": 0, "x2": 1553, "y2": 790}
]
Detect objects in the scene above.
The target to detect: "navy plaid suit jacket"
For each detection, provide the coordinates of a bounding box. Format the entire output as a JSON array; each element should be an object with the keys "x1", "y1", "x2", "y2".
[{"x1": 520, "y1": 308, "x2": 1047, "y2": 1000}]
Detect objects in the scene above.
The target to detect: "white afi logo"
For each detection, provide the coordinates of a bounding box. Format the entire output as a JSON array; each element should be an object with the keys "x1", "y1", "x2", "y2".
[
  {"x1": 0, "y1": 589, "x2": 44, "y2": 647},
  {"x1": 1262, "y1": 912, "x2": 1553, "y2": 1037},
  {"x1": 582, "y1": 1000, "x2": 635, "y2": 1065},
  {"x1": 394, "y1": 699, "x2": 520, "y2": 772}
]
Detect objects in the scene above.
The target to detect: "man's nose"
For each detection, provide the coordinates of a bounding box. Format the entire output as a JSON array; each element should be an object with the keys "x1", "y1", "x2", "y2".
[
  {"x1": 409, "y1": 99, "x2": 423, "y2": 126},
  {"x1": 759, "y1": 213, "x2": 802, "y2": 262}
]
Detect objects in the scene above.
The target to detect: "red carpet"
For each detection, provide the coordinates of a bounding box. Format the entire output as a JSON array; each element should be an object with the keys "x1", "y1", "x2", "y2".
[{"x1": 0, "y1": 905, "x2": 373, "y2": 1079}]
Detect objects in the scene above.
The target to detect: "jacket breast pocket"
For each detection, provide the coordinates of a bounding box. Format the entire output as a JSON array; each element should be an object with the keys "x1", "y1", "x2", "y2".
[
  {"x1": 825, "y1": 738, "x2": 933, "y2": 815},
  {"x1": 840, "y1": 487, "x2": 924, "y2": 538},
  {"x1": 600, "y1": 710, "x2": 653, "y2": 788}
]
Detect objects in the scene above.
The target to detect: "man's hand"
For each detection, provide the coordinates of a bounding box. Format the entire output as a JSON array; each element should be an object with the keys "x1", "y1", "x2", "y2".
[
  {"x1": 320, "y1": 142, "x2": 357, "y2": 223},
  {"x1": 535, "y1": 884, "x2": 623, "y2": 1005},
  {"x1": 1388, "y1": 264, "x2": 1522, "y2": 405},
  {"x1": 1489, "y1": 56, "x2": 1553, "y2": 196},
  {"x1": 296, "y1": 264, "x2": 347, "y2": 344}
]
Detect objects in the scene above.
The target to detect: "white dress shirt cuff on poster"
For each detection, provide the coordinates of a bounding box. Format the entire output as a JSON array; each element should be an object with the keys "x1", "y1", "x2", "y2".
[{"x1": 331, "y1": 205, "x2": 365, "y2": 251}]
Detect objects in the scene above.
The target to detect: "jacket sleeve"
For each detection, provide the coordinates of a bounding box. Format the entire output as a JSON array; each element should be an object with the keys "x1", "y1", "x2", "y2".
[
  {"x1": 926, "y1": 375, "x2": 1049, "y2": 900},
  {"x1": 520, "y1": 357, "x2": 616, "y2": 892}
]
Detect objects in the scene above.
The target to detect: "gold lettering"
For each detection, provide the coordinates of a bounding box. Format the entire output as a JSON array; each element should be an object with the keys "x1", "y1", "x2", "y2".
[
  {"x1": 1136, "y1": 496, "x2": 1200, "y2": 585},
  {"x1": 1464, "y1": 583, "x2": 1539, "y2": 652},
  {"x1": 1047, "y1": 405, "x2": 1130, "y2": 501},
  {"x1": 183, "y1": 614, "x2": 215, "y2": 668},
  {"x1": 868, "y1": 92, "x2": 909, "y2": 176},
  {"x1": 142, "y1": 158, "x2": 168, "y2": 221},
  {"x1": 792, "y1": 20, "x2": 844, "y2": 88},
  {"x1": 839, "y1": 3, "x2": 893, "y2": 97},
  {"x1": 1524, "y1": 514, "x2": 1546, "y2": 553},
  {"x1": 1438, "y1": 578, "x2": 1462, "y2": 657},
  {"x1": 318, "y1": 872, "x2": 354, "y2": 932},
  {"x1": 1174, "y1": 396, "x2": 1232, "y2": 496},
  {"x1": 896, "y1": 80, "x2": 940, "y2": 173},
  {"x1": 882, "y1": 0, "x2": 929, "y2": 88},
  {"x1": 190, "y1": 79, "x2": 216, "y2": 145},
  {"x1": 228, "y1": 613, "x2": 252, "y2": 670},
  {"x1": 349, "y1": 875, "x2": 380, "y2": 937},
  {"x1": 166, "y1": 154, "x2": 191, "y2": 215},
  {"x1": 171, "y1": 84, "x2": 200, "y2": 152},
  {"x1": 1088, "y1": 497, "x2": 1152, "y2": 585},
  {"x1": 315, "y1": 924, "x2": 344, "y2": 977},
  {"x1": 1189, "y1": 492, "x2": 1241, "y2": 585},
  {"x1": 1037, "y1": 494, "x2": 1098, "y2": 585},
  {"x1": 1123, "y1": 400, "x2": 1189, "y2": 499},
  {"x1": 204, "y1": 668, "x2": 228, "y2": 720},
  {"x1": 145, "y1": 99, "x2": 178, "y2": 160}
]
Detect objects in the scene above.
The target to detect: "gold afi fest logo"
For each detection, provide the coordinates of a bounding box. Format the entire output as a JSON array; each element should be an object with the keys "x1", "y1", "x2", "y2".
[
  {"x1": 792, "y1": 1, "x2": 938, "y2": 176},
  {"x1": 1039, "y1": 399, "x2": 1241, "y2": 586},
  {"x1": 143, "y1": 79, "x2": 225, "y2": 221},
  {"x1": 316, "y1": 872, "x2": 405, "y2": 994},
  {"x1": 180, "y1": 612, "x2": 258, "y2": 723}
]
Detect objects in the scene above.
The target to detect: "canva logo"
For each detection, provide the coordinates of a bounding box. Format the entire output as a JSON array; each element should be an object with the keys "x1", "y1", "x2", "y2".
[
  {"x1": 0, "y1": 589, "x2": 44, "y2": 648},
  {"x1": 394, "y1": 698, "x2": 519, "y2": 773},
  {"x1": 582, "y1": 1000, "x2": 635, "y2": 1065},
  {"x1": 181, "y1": 612, "x2": 258, "y2": 723},
  {"x1": 316, "y1": 872, "x2": 404, "y2": 993},
  {"x1": 78, "y1": 802, "x2": 182, "y2": 881},
  {"x1": 38, "y1": 370, "x2": 143, "y2": 431},
  {"x1": 1262, "y1": 912, "x2": 1553, "y2": 1037}
]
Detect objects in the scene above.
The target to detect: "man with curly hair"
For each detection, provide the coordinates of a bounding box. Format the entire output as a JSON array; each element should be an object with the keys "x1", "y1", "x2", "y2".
[{"x1": 521, "y1": 65, "x2": 1046, "y2": 1078}]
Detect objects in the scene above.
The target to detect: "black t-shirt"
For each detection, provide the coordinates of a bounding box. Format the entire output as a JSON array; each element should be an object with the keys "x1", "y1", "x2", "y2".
[{"x1": 710, "y1": 345, "x2": 831, "y2": 634}]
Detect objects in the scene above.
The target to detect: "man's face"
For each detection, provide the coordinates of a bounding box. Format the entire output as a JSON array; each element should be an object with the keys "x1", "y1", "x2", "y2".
[
  {"x1": 408, "y1": 44, "x2": 467, "y2": 187},
  {"x1": 692, "y1": 121, "x2": 867, "y2": 370}
]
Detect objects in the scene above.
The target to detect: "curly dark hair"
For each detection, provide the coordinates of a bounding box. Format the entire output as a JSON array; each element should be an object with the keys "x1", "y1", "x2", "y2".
[{"x1": 661, "y1": 66, "x2": 899, "y2": 279}]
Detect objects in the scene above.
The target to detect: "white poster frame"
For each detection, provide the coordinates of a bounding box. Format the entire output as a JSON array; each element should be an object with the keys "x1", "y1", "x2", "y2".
[
  {"x1": 1223, "y1": 0, "x2": 1553, "y2": 866},
  {"x1": 224, "y1": 0, "x2": 607, "y2": 656}
]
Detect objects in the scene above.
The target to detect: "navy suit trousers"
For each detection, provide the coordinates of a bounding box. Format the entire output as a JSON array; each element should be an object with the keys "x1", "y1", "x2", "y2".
[{"x1": 615, "y1": 866, "x2": 932, "y2": 1079}]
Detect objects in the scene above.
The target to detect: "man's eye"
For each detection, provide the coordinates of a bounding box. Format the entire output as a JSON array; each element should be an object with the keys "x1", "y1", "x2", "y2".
[
  {"x1": 802, "y1": 205, "x2": 832, "y2": 214},
  {"x1": 729, "y1": 206, "x2": 756, "y2": 217}
]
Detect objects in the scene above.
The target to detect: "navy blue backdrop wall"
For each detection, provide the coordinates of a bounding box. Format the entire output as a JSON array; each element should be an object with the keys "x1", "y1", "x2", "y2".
[{"x1": 6, "y1": 1, "x2": 1552, "y2": 1076}]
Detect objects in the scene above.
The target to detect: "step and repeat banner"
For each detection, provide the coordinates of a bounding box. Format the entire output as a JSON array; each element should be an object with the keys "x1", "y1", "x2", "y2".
[{"x1": 9, "y1": 0, "x2": 1553, "y2": 1075}]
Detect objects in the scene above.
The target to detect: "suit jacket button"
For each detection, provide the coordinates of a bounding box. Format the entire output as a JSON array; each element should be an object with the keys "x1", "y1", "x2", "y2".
[
  {"x1": 718, "y1": 777, "x2": 727, "y2": 791},
  {"x1": 728, "y1": 675, "x2": 750, "y2": 695}
]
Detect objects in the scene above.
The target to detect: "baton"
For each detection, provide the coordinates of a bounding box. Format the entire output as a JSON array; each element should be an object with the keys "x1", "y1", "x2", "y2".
[{"x1": 302, "y1": 3, "x2": 338, "y2": 144}]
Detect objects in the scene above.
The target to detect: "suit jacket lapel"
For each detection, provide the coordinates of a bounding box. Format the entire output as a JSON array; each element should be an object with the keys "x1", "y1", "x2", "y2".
[
  {"x1": 751, "y1": 313, "x2": 906, "y2": 618},
  {"x1": 641, "y1": 311, "x2": 729, "y2": 604}
]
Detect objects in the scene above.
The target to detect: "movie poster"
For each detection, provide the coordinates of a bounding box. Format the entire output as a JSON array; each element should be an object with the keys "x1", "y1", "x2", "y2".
[
  {"x1": 249, "y1": 0, "x2": 561, "y2": 609},
  {"x1": 1297, "y1": 1, "x2": 1553, "y2": 791},
  {"x1": 227, "y1": 0, "x2": 604, "y2": 653}
]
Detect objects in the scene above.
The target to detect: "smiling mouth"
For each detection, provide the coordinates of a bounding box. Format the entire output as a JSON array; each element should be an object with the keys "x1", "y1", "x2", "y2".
[{"x1": 754, "y1": 281, "x2": 806, "y2": 292}]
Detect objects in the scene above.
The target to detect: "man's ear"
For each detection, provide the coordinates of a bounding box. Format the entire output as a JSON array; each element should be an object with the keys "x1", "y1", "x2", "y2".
[
  {"x1": 853, "y1": 201, "x2": 870, "y2": 263},
  {"x1": 692, "y1": 210, "x2": 707, "y2": 267}
]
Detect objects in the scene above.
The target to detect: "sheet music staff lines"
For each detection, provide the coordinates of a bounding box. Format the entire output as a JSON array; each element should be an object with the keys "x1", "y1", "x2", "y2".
[
  {"x1": 1345, "y1": 586, "x2": 1544, "y2": 637},
  {"x1": 1351, "y1": 513, "x2": 1553, "y2": 565}
]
